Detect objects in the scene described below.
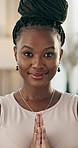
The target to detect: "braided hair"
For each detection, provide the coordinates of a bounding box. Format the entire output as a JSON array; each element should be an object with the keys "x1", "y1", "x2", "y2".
[{"x1": 12, "y1": 0, "x2": 68, "y2": 46}]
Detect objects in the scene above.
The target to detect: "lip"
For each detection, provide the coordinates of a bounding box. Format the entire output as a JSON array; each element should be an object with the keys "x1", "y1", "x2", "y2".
[{"x1": 27, "y1": 71, "x2": 48, "y2": 80}]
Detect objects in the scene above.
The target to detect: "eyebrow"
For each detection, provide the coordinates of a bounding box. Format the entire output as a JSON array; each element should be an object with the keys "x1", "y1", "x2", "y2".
[
  {"x1": 20, "y1": 45, "x2": 55, "y2": 51},
  {"x1": 44, "y1": 46, "x2": 55, "y2": 51},
  {"x1": 20, "y1": 45, "x2": 34, "y2": 50}
]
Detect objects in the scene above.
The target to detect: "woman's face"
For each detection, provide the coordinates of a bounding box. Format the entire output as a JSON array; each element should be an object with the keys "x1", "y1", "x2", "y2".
[{"x1": 14, "y1": 28, "x2": 63, "y2": 88}]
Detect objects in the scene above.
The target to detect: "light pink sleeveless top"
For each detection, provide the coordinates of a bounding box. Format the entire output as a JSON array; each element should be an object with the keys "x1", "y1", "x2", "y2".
[{"x1": 0, "y1": 92, "x2": 78, "y2": 148}]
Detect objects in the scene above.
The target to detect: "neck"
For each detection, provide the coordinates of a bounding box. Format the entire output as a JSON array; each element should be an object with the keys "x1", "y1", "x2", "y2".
[
  {"x1": 20, "y1": 83, "x2": 53, "y2": 101},
  {"x1": 19, "y1": 87, "x2": 55, "y2": 112}
]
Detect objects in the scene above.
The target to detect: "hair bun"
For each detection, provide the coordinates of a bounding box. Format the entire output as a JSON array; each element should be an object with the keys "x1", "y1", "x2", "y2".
[{"x1": 18, "y1": 0, "x2": 68, "y2": 24}]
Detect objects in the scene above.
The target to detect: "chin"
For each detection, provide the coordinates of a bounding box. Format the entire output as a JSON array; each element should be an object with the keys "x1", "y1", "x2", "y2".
[{"x1": 28, "y1": 80, "x2": 50, "y2": 89}]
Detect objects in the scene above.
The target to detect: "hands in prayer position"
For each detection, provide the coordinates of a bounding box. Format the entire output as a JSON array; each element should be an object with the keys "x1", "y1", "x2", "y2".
[{"x1": 30, "y1": 113, "x2": 51, "y2": 148}]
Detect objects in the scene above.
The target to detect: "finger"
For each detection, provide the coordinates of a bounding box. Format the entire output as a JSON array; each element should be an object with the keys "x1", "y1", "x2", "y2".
[
  {"x1": 34, "y1": 113, "x2": 42, "y2": 133},
  {"x1": 33, "y1": 132, "x2": 37, "y2": 141},
  {"x1": 30, "y1": 132, "x2": 37, "y2": 148},
  {"x1": 39, "y1": 113, "x2": 43, "y2": 127},
  {"x1": 33, "y1": 114, "x2": 44, "y2": 142},
  {"x1": 32, "y1": 127, "x2": 41, "y2": 148},
  {"x1": 42, "y1": 126, "x2": 51, "y2": 148},
  {"x1": 31, "y1": 116, "x2": 43, "y2": 148},
  {"x1": 42, "y1": 126, "x2": 48, "y2": 144},
  {"x1": 36, "y1": 127, "x2": 42, "y2": 146},
  {"x1": 36, "y1": 113, "x2": 41, "y2": 127},
  {"x1": 31, "y1": 132, "x2": 41, "y2": 148},
  {"x1": 34, "y1": 114, "x2": 40, "y2": 134},
  {"x1": 37, "y1": 113, "x2": 44, "y2": 127}
]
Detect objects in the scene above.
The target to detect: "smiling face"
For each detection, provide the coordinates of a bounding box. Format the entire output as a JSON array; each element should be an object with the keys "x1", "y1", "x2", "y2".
[{"x1": 14, "y1": 27, "x2": 63, "y2": 88}]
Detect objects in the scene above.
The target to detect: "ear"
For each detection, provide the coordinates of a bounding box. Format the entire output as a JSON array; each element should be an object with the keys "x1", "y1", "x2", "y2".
[
  {"x1": 13, "y1": 46, "x2": 18, "y2": 62},
  {"x1": 59, "y1": 49, "x2": 63, "y2": 61}
]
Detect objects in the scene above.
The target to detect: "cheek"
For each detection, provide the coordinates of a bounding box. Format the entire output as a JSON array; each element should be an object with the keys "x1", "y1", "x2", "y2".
[
  {"x1": 47, "y1": 64, "x2": 57, "y2": 81},
  {"x1": 18, "y1": 60, "x2": 29, "y2": 79},
  {"x1": 18, "y1": 59, "x2": 30, "y2": 70},
  {"x1": 51, "y1": 65, "x2": 57, "y2": 77},
  {"x1": 46, "y1": 60, "x2": 57, "y2": 76},
  {"x1": 49, "y1": 64, "x2": 57, "y2": 73},
  {"x1": 17, "y1": 53, "x2": 31, "y2": 70},
  {"x1": 47, "y1": 58, "x2": 58, "y2": 75},
  {"x1": 48, "y1": 56, "x2": 59, "y2": 68}
]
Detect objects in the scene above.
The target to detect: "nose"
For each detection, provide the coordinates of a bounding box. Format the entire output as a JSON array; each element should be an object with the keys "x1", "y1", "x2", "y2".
[{"x1": 32, "y1": 56, "x2": 44, "y2": 69}]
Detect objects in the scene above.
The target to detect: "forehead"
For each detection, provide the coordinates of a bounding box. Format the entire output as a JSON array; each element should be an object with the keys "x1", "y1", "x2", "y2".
[{"x1": 17, "y1": 27, "x2": 60, "y2": 49}]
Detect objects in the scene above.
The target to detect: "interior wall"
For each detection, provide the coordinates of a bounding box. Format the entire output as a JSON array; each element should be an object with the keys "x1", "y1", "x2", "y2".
[
  {"x1": 0, "y1": 70, "x2": 22, "y2": 95},
  {"x1": 0, "y1": 0, "x2": 78, "y2": 95}
]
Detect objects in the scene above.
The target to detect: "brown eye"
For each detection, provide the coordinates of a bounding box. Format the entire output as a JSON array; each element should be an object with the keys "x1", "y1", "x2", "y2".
[
  {"x1": 44, "y1": 52, "x2": 54, "y2": 58},
  {"x1": 24, "y1": 52, "x2": 33, "y2": 57}
]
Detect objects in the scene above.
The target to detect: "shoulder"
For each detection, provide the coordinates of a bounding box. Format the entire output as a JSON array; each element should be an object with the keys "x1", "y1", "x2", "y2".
[
  {"x1": 62, "y1": 92, "x2": 78, "y2": 101},
  {"x1": 62, "y1": 92, "x2": 78, "y2": 116},
  {"x1": 0, "y1": 93, "x2": 14, "y2": 125},
  {"x1": 60, "y1": 92, "x2": 78, "y2": 109},
  {"x1": 0, "y1": 93, "x2": 14, "y2": 109},
  {"x1": 0, "y1": 93, "x2": 14, "y2": 110}
]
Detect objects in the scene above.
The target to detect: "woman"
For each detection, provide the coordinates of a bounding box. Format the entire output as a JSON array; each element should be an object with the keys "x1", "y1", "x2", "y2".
[{"x1": 0, "y1": 0, "x2": 78, "y2": 148}]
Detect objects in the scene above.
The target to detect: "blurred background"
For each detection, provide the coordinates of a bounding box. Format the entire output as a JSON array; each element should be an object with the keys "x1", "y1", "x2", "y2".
[{"x1": 0, "y1": 0, "x2": 78, "y2": 95}]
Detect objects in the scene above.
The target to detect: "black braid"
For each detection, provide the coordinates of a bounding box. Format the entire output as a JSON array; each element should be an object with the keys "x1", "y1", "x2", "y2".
[
  {"x1": 12, "y1": 16, "x2": 65, "y2": 46},
  {"x1": 53, "y1": 22, "x2": 65, "y2": 46},
  {"x1": 18, "y1": 0, "x2": 68, "y2": 24}
]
